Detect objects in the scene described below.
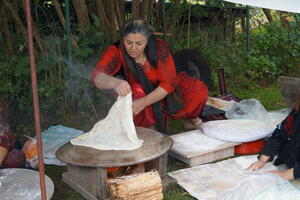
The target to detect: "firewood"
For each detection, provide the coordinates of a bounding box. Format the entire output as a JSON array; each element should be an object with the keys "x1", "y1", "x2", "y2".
[{"x1": 106, "y1": 170, "x2": 163, "y2": 200}]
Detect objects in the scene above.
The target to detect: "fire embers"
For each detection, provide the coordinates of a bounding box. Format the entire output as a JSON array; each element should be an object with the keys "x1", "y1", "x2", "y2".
[{"x1": 107, "y1": 163, "x2": 145, "y2": 178}]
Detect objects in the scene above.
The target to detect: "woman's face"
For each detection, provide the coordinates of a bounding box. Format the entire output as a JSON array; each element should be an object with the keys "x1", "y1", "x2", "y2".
[{"x1": 124, "y1": 33, "x2": 148, "y2": 59}]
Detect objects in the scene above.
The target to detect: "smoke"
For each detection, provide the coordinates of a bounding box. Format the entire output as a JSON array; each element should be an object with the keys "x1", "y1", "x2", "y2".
[{"x1": 65, "y1": 59, "x2": 115, "y2": 121}]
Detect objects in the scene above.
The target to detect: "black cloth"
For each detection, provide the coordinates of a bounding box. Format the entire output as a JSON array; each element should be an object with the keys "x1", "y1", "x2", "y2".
[{"x1": 261, "y1": 108, "x2": 300, "y2": 179}]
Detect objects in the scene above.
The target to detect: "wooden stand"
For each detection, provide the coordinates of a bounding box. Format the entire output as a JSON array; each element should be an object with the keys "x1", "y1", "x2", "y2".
[
  {"x1": 62, "y1": 154, "x2": 167, "y2": 200},
  {"x1": 170, "y1": 130, "x2": 240, "y2": 166},
  {"x1": 56, "y1": 127, "x2": 172, "y2": 200}
]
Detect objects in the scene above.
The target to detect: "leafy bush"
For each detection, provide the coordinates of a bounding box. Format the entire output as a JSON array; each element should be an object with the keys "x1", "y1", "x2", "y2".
[
  {"x1": 248, "y1": 22, "x2": 300, "y2": 79},
  {"x1": 168, "y1": 20, "x2": 300, "y2": 93}
]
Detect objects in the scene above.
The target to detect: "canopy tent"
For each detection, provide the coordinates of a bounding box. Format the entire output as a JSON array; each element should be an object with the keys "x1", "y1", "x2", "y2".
[{"x1": 223, "y1": 0, "x2": 300, "y2": 13}]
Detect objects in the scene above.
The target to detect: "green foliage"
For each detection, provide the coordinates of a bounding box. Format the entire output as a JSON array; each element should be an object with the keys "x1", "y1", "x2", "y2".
[
  {"x1": 247, "y1": 22, "x2": 300, "y2": 79},
  {"x1": 73, "y1": 14, "x2": 110, "y2": 60},
  {"x1": 169, "y1": 19, "x2": 300, "y2": 92},
  {"x1": 230, "y1": 82, "x2": 286, "y2": 110},
  {"x1": 205, "y1": 0, "x2": 236, "y2": 8},
  {"x1": 0, "y1": 55, "x2": 32, "y2": 112},
  {"x1": 0, "y1": 11, "x2": 111, "y2": 133}
]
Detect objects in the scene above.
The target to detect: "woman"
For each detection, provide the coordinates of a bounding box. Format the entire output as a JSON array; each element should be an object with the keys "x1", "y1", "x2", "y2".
[
  {"x1": 91, "y1": 18, "x2": 208, "y2": 133},
  {"x1": 0, "y1": 101, "x2": 25, "y2": 168},
  {"x1": 247, "y1": 97, "x2": 300, "y2": 180}
]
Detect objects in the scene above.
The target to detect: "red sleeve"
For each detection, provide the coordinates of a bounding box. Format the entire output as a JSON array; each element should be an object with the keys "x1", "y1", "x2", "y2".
[
  {"x1": 0, "y1": 131, "x2": 14, "y2": 151},
  {"x1": 156, "y1": 40, "x2": 176, "y2": 94},
  {"x1": 90, "y1": 45, "x2": 122, "y2": 84}
]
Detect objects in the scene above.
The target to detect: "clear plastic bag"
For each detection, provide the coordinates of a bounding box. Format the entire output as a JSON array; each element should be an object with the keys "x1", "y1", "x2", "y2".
[
  {"x1": 225, "y1": 98, "x2": 269, "y2": 122},
  {"x1": 225, "y1": 98, "x2": 289, "y2": 130}
]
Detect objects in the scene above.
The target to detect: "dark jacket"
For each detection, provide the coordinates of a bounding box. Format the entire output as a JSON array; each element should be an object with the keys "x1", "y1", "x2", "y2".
[{"x1": 261, "y1": 108, "x2": 300, "y2": 179}]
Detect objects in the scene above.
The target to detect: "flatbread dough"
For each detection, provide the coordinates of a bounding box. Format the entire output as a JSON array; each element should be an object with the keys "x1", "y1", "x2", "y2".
[{"x1": 71, "y1": 93, "x2": 143, "y2": 150}]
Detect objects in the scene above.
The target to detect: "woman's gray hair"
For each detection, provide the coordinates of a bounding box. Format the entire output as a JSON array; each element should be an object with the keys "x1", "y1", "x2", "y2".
[{"x1": 121, "y1": 18, "x2": 155, "y2": 38}]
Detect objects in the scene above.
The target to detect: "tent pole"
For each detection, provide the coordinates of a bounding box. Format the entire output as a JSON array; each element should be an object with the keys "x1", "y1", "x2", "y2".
[
  {"x1": 246, "y1": 6, "x2": 250, "y2": 52},
  {"x1": 25, "y1": 1, "x2": 47, "y2": 199},
  {"x1": 65, "y1": 0, "x2": 72, "y2": 64}
]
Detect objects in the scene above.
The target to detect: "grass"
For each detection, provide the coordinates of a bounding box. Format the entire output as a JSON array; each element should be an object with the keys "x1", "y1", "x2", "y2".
[
  {"x1": 230, "y1": 81, "x2": 286, "y2": 110},
  {"x1": 39, "y1": 82, "x2": 286, "y2": 199}
]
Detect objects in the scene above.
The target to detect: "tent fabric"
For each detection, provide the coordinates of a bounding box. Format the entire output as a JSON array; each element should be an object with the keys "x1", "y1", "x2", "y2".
[{"x1": 223, "y1": 0, "x2": 300, "y2": 14}]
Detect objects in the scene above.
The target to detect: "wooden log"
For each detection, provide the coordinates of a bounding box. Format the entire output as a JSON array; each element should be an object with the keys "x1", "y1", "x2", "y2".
[{"x1": 106, "y1": 170, "x2": 163, "y2": 200}]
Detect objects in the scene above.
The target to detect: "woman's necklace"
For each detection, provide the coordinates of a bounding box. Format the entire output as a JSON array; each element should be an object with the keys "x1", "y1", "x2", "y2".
[{"x1": 135, "y1": 54, "x2": 146, "y2": 65}]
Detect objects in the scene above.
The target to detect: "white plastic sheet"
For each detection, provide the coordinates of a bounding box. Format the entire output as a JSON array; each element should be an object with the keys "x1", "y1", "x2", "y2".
[
  {"x1": 71, "y1": 93, "x2": 143, "y2": 150},
  {"x1": 218, "y1": 173, "x2": 300, "y2": 200},
  {"x1": 223, "y1": 0, "x2": 300, "y2": 14},
  {"x1": 168, "y1": 155, "x2": 300, "y2": 200}
]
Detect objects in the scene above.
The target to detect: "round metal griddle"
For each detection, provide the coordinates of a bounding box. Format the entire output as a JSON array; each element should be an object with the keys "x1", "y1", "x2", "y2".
[{"x1": 56, "y1": 127, "x2": 173, "y2": 167}]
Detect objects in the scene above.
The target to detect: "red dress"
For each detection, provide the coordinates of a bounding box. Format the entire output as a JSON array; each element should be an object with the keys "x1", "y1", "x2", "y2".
[{"x1": 91, "y1": 39, "x2": 208, "y2": 127}]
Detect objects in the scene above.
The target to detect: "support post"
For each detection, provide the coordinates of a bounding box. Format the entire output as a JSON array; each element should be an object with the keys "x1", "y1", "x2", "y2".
[{"x1": 25, "y1": 0, "x2": 47, "y2": 199}]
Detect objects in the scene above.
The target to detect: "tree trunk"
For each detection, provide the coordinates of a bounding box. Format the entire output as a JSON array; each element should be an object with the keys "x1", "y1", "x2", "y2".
[
  {"x1": 114, "y1": 0, "x2": 125, "y2": 28},
  {"x1": 1, "y1": 0, "x2": 46, "y2": 54},
  {"x1": 241, "y1": 15, "x2": 246, "y2": 33},
  {"x1": 142, "y1": 0, "x2": 154, "y2": 21},
  {"x1": 72, "y1": 0, "x2": 91, "y2": 27},
  {"x1": 2, "y1": 0, "x2": 27, "y2": 40},
  {"x1": 278, "y1": 11, "x2": 290, "y2": 29},
  {"x1": 262, "y1": 8, "x2": 273, "y2": 23},
  {"x1": 52, "y1": 0, "x2": 78, "y2": 48},
  {"x1": 95, "y1": 0, "x2": 111, "y2": 30},
  {"x1": 165, "y1": 0, "x2": 181, "y2": 34},
  {"x1": 132, "y1": 0, "x2": 141, "y2": 18},
  {"x1": 119, "y1": 0, "x2": 125, "y2": 23},
  {"x1": 0, "y1": 8, "x2": 13, "y2": 55},
  {"x1": 107, "y1": 0, "x2": 118, "y2": 42},
  {"x1": 19, "y1": 0, "x2": 45, "y2": 54}
]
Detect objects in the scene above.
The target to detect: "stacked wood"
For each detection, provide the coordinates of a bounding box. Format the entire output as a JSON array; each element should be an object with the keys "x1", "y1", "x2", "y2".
[{"x1": 106, "y1": 170, "x2": 163, "y2": 200}]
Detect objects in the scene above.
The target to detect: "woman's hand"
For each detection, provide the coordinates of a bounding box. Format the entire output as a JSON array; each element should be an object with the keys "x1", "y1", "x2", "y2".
[
  {"x1": 268, "y1": 168, "x2": 294, "y2": 180},
  {"x1": 246, "y1": 160, "x2": 266, "y2": 171},
  {"x1": 113, "y1": 79, "x2": 132, "y2": 96},
  {"x1": 246, "y1": 155, "x2": 270, "y2": 171},
  {"x1": 132, "y1": 98, "x2": 147, "y2": 115},
  {"x1": 0, "y1": 146, "x2": 8, "y2": 165}
]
